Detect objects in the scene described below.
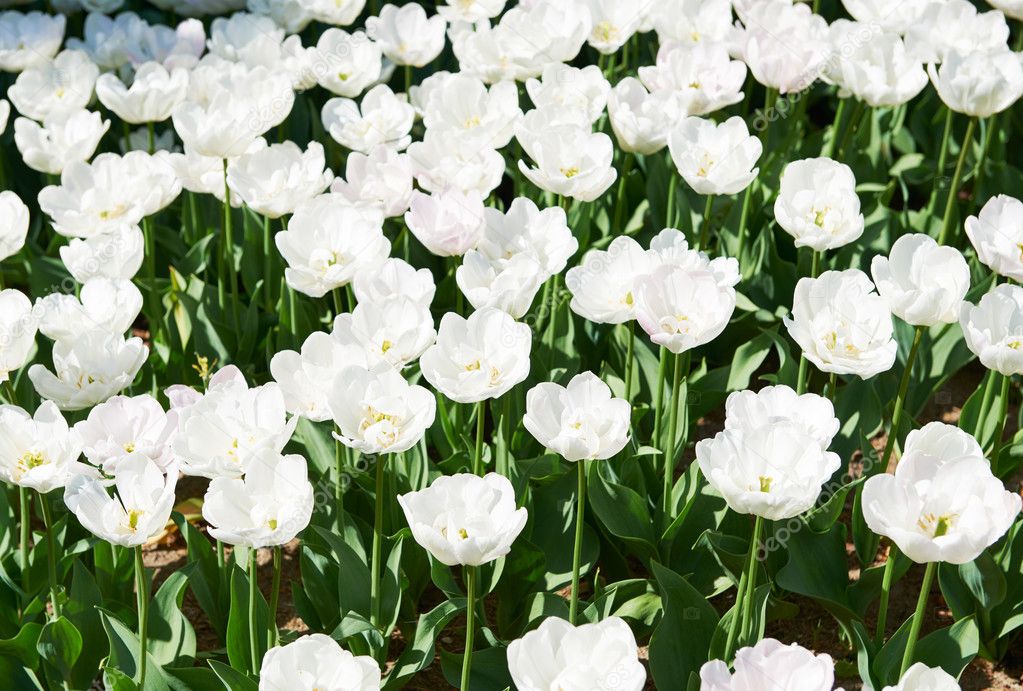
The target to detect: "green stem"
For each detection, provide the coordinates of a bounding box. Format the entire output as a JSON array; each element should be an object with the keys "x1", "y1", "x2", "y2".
[
  {"x1": 142, "y1": 216, "x2": 159, "y2": 341},
  {"x1": 836, "y1": 100, "x2": 865, "y2": 159},
  {"x1": 722, "y1": 553, "x2": 750, "y2": 662},
  {"x1": 662, "y1": 352, "x2": 688, "y2": 517},
  {"x1": 665, "y1": 167, "x2": 677, "y2": 228},
  {"x1": 937, "y1": 117, "x2": 976, "y2": 246},
  {"x1": 498, "y1": 395, "x2": 511, "y2": 477},
  {"x1": 472, "y1": 401, "x2": 485, "y2": 475},
  {"x1": 739, "y1": 516, "x2": 764, "y2": 644},
  {"x1": 404, "y1": 64, "x2": 412, "y2": 93},
  {"x1": 760, "y1": 88, "x2": 777, "y2": 143},
  {"x1": 39, "y1": 495, "x2": 60, "y2": 619},
  {"x1": 19, "y1": 487, "x2": 30, "y2": 596},
  {"x1": 544, "y1": 273, "x2": 561, "y2": 355},
  {"x1": 822, "y1": 98, "x2": 848, "y2": 159},
  {"x1": 875, "y1": 544, "x2": 900, "y2": 644},
  {"x1": 652, "y1": 347, "x2": 668, "y2": 446},
  {"x1": 570, "y1": 460, "x2": 588, "y2": 625},
  {"x1": 697, "y1": 195, "x2": 713, "y2": 250},
  {"x1": 879, "y1": 326, "x2": 925, "y2": 471},
  {"x1": 268, "y1": 546, "x2": 281, "y2": 648},
  {"x1": 334, "y1": 425, "x2": 345, "y2": 521},
  {"x1": 795, "y1": 252, "x2": 822, "y2": 395},
  {"x1": 899, "y1": 562, "x2": 937, "y2": 676},
  {"x1": 623, "y1": 321, "x2": 635, "y2": 401},
  {"x1": 370, "y1": 455, "x2": 387, "y2": 641},
  {"x1": 263, "y1": 215, "x2": 273, "y2": 311},
  {"x1": 735, "y1": 185, "x2": 753, "y2": 268},
  {"x1": 612, "y1": 153, "x2": 634, "y2": 233},
  {"x1": 460, "y1": 565, "x2": 476, "y2": 691},
  {"x1": 247, "y1": 548, "x2": 259, "y2": 675},
  {"x1": 222, "y1": 159, "x2": 239, "y2": 331},
  {"x1": 146, "y1": 122, "x2": 155, "y2": 154},
  {"x1": 927, "y1": 108, "x2": 955, "y2": 217},
  {"x1": 134, "y1": 545, "x2": 149, "y2": 687},
  {"x1": 990, "y1": 374, "x2": 1011, "y2": 475},
  {"x1": 827, "y1": 372, "x2": 838, "y2": 403}
]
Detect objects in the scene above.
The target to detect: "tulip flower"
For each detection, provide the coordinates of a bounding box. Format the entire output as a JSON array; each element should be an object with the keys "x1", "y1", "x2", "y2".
[
  {"x1": 701, "y1": 639, "x2": 836, "y2": 690},
  {"x1": 0, "y1": 191, "x2": 28, "y2": 263},
  {"x1": 59, "y1": 225, "x2": 144, "y2": 283},
  {"x1": 669, "y1": 116, "x2": 761, "y2": 196},
  {"x1": 322, "y1": 84, "x2": 415, "y2": 153},
  {"x1": 960, "y1": 284, "x2": 1023, "y2": 377},
  {"x1": 841, "y1": 0, "x2": 933, "y2": 33},
  {"x1": 871, "y1": 234, "x2": 970, "y2": 327},
  {"x1": 929, "y1": 47, "x2": 1023, "y2": 117},
  {"x1": 566, "y1": 236, "x2": 655, "y2": 325},
  {"x1": 436, "y1": 0, "x2": 504, "y2": 23},
  {"x1": 227, "y1": 140, "x2": 333, "y2": 219},
  {"x1": 29, "y1": 331, "x2": 147, "y2": 411},
  {"x1": 420, "y1": 73, "x2": 522, "y2": 149},
  {"x1": 331, "y1": 296, "x2": 436, "y2": 369},
  {"x1": 271, "y1": 331, "x2": 370, "y2": 422},
  {"x1": 313, "y1": 29, "x2": 382, "y2": 98},
  {"x1": 33, "y1": 278, "x2": 142, "y2": 342},
  {"x1": 8, "y1": 49, "x2": 99, "y2": 122},
  {"x1": 907, "y1": 0, "x2": 1009, "y2": 64},
  {"x1": 0, "y1": 401, "x2": 84, "y2": 495},
  {"x1": 607, "y1": 78, "x2": 685, "y2": 156},
  {"x1": 966, "y1": 194, "x2": 1023, "y2": 282},
  {"x1": 366, "y1": 3, "x2": 446, "y2": 68},
  {"x1": 735, "y1": 1, "x2": 830, "y2": 94},
  {"x1": 455, "y1": 251, "x2": 546, "y2": 320},
  {"x1": 825, "y1": 22, "x2": 927, "y2": 108},
  {"x1": 331, "y1": 147, "x2": 414, "y2": 218},
  {"x1": 634, "y1": 264, "x2": 737, "y2": 355},
  {"x1": 784, "y1": 269, "x2": 897, "y2": 380},
  {"x1": 516, "y1": 120, "x2": 617, "y2": 202},
  {"x1": 74, "y1": 394, "x2": 176, "y2": 473},
  {"x1": 13, "y1": 109, "x2": 110, "y2": 176},
  {"x1": 507, "y1": 616, "x2": 646, "y2": 691},
  {"x1": 882, "y1": 663, "x2": 961, "y2": 691},
  {"x1": 638, "y1": 42, "x2": 746, "y2": 117},
  {"x1": 0, "y1": 11, "x2": 65, "y2": 72},
  {"x1": 352, "y1": 257, "x2": 435, "y2": 308},
  {"x1": 65, "y1": 453, "x2": 176, "y2": 686},
  {"x1": 400, "y1": 472, "x2": 527, "y2": 691},
  {"x1": 722, "y1": 385, "x2": 839, "y2": 450},
  {"x1": 476, "y1": 198, "x2": 578, "y2": 279},
  {"x1": 275, "y1": 195, "x2": 389, "y2": 298},
  {"x1": 774, "y1": 158, "x2": 865, "y2": 252},
  {"x1": 0, "y1": 291, "x2": 35, "y2": 386},
  {"x1": 258, "y1": 634, "x2": 381, "y2": 691},
  {"x1": 404, "y1": 188, "x2": 485, "y2": 257},
  {"x1": 95, "y1": 62, "x2": 189, "y2": 124},
  {"x1": 525, "y1": 64, "x2": 611, "y2": 125},
  {"x1": 406, "y1": 128, "x2": 505, "y2": 197}
]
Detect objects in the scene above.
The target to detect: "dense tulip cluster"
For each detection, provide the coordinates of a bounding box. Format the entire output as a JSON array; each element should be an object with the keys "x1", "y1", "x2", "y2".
[{"x1": 0, "y1": 0, "x2": 1021, "y2": 690}]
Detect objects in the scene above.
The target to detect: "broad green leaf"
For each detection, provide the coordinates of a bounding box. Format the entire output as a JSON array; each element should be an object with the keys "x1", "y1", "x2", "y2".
[
  {"x1": 648, "y1": 561, "x2": 719, "y2": 690},
  {"x1": 36, "y1": 616, "x2": 82, "y2": 683}
]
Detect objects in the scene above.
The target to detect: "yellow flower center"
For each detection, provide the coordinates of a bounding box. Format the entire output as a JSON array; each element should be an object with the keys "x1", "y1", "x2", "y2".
[
  {"x1": 123, "y1": 442, "x2": 136, "y2": 453},
  {"x1": 381, "y1": 340, "x2": 393, "y2": 354},
  {"x1": 17, "y1": 451, "x2": 48, "y2": 473},
  {"x1": 758, "y1": 476, "x2": 773, "y2": 493},
  {"x1": 917, "y1": 512, "x2": 957, "y2": 538},
  {"x1": 560, "y1": 166, "x2": 580, "y2": 179},
  {"x1": 127, "y1": 509, "x2": 144, "y2": 532}
]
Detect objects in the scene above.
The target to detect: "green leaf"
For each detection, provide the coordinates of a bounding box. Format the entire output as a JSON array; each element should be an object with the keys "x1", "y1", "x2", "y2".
[
  {"x1": 226, "y1": 564, "x2": 269, "y2": 674},
  {"x1": 208, "y1": 659, "x2": 259, "y2": 691},
  {"x1": 36, "y1": 616, "x2": 82, "y2": 683},
  {"x1": 587, "y1": 461, "x2": 658, "y2": 562},
  {"x1": 916, "y1": 616, "x2": 980, "y2": 680},
  {"x1": 0, "y1": 623, "x2": 42, "y2": 669},
  {"x1": 439, "y1": 646, "x2": 513, "y2": 690},
  {"x1": 383, "y1": 600, "x2": 461, "y2": 689},
  {"x1": 99, "y1": 609, "x2": 172, "y2": 691},
  {"x1": 648, "y1": 561, "x2": 719, "y2": 690},
  {"x1": 171, "y1": 513, "x2": 228, "y2": 642},
  {"x1": 65, "y1": 559, "x2": 108, "y2": 688},
  {"x1": 959, "y1": 551, "x2": 1007, "y2": 610},
  {"x1": 148, "y1": 569, "x2": 197, "y2": 666}
]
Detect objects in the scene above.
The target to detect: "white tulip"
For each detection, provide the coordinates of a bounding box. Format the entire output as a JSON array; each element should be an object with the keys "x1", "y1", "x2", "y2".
[
  {"x1": 524, "y1": 64, "x2": 610, "y2": 124},
  {"x1": 95, "y1": 62, "x2": 189, "y2": 124},
  {"x1": 275, "y1": 195, "x2": 389, "y2": 298},
  {"x1": 966, "y1": 194, "x2": 1023, "y2": 282},
  {"x1": 882, "y1": 663, "x2": 962, "y2": 691},
  {"x1": 271, "y1": 331, "x2": 370, "y2": 422},
  {"x1": 312, "y1": 29, "x2": 382, "y2": 98},
  {"x1": 928, "y1": 48, "x2": 1023, "y2": 118},
  {"x1": 420, "y1": 74, "x2": 521, "y2": 150},
  {"x1": 331, "y1": 146, "x2": 413, "y2": 218},
  {"x1": 0, "y1": 289, "x2": 35, "y2": 386},
  {"x1": 353, "y1": 257, "x2": 435, "y2": 308},
  {"x1": 701, "y1": 639, "x2": 836, "y2": 691},
  {"x1": 28, "y1": 331, "x2": 147, "y2": 411},
  {"x1": 0, "y1": 191, "x2": 28, "y2": 262},
  {"x1": 13, "y1": 110, "x2": 110, "y2": 176},
  {"x1": 825, "y1": 21, "x2": 927, "y2": 107},
  {"x1": 308, "y1": 0, "x2": 366, "y2": 26},
  {"x1": 583, "y1": 0, "x2": 646, "y2": 54},
  {"x1": 863, "y1": 447, "x2": 1020, "y2": 564},
  {"x1": 524, "y1": 372, "x2": 630, "y2": 462},
  {"x1": 517, "y1": 122, "x2": 617, "y2": 202},
  {"x1": 638, "y1": 42, "x2": 746, "y2": 117},
  {"x1": 647, "y1": 228, "x2": 740, "y2": 288},
  {"x1": 0, "y1": 11, "x2": 65, "y2": 72},
  {"x1": 398, "y1": 472, "x2": 527, "y2": 566},
  {"x1": 322, "y1": 85, "x2": 415, "y2": 153},
  {"x1": 227, "y1": 139, "x2": 333, "y2": 219},
  {"x1": 476, "y1": 198, "x2": 578, "y2": 278},
  {"x1": 404, "y1": 189, "x2": 486, "y2": 258},
  {"x1": 774, "y1": 158, "x2": 865, "y2": 251},
  {"x1": 840, "y1": 0, "x2": 934, "y2": 34},
  {"x1": 906, "y1": 0, "x2": 1009, "y2": 64},
  {"x1": 507, "y1": 616, "x2": 646, "y2": 691},
  {"x1": 0, "y1": 402, "x2": 84, "y2": 494},
  {"x1": 64, "y1": 453, "x2": 177, "y2": 548},
  {"x1": 207, "y1": 11, "x2": 284, "y2": 66},
  {"x1": 33, "y1": 278, "x2": 141, "y2": 341},
  {"x1": 871, "y1": 234, "x2": 970, "y2": 327},
  {"x1": 959, "y1": 283, "x2": 1023, "y2": 376},
  {"x1": 436, "y1": 0, "x2": 504, "y2": 23},
  {"x1": 8, "y1": 50, "x2": 98, "y2": 122},
  {"x1": 723, "y1": 385, "x2": 840, "y2": 451},
  {"x1": 203, "y1": 450, "x2": 314, "y2": 548},
  {"x1": 736, "y1": 0, "x2": 830, "y2": 93},
  {"x1": 608, "y1": 78, "x2": 685, "y2": 155},
  {"x1": 74, "y1": 394, "x2": 176, "y2": 473},
  {"x1": 407, "y1": 127, "x2": 505, "y2": 197},
  {"x1": 565, "y1": 236, "x2": 654, "y2": 326},
  {"x1": 258, "y1": 634, "x2": 381, "y2": 691},
  {"x1": 329, "y1": 365, "x2": 435, "y2": 455},
  {"x1": 59, "y1": 225, "x2": 144, "y2": 282},
  {"x1": 784, "y1": 270, "x2": 897, "y2": 379},
  {"x1": 365, "y1": 3, "x2": 446, "y2": 67},
  {"x1": 421, "y1": 308, "x2": 531, "y2": 404},
  {"x1": 331, "y1": 296, "x2": 436, "y2": 369},
  {"x1": 988, "y1": 0, "x2": 1023, "y2": 20},
  {"x1": 668, "y1": 116, "x2": 761, "y2": 196},
  {"x1": 634, "y1": 264, "x2": 736, "y2": 354},
  {"x1": 455, "y1": 251, "x2": 546, "y2": 320},
  {"x1": 650, "y1": 0, "x2": 731, "y2": 46}
]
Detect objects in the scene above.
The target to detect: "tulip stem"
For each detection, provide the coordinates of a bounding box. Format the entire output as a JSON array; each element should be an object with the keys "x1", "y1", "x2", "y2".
[
  {"x1": 570, "y1": 459, "x2": 589, "y2": 625},
  {"x1": 370, "y1": 455, "x2": 386, "y2": 647},
  {"x1": 652, "y1": 347, "x2": 668, "y2": 450},
  {"x1": 498, "y1": 395, "x2": 511, "y2": 477},
  {"x1": 927, "y1": 108, "x2": 955, "y2": 217},
  {"x1": 222, "y1": 158, "x2": 240, "y2": 332},
  {"x1": 899, "y1": 561, "x2": 937, "y2": 677},
  {"x1": 268, "y1": 546, "x2": 281, "y2": 648},
  {"x1": 134, "y1": 545, "x2": 150, "y2": 687},
  {"x1": 822, "y1": 97, "x2": 848, "y2": 159},
  {"x1": 722, "y1": 552, "x2": 749, "y2": 662},
  {"x1": 835, "y1": 100, "x2": 865, "y2": 159},
  {"x1": 739, "y1": 516, "x2": 764, "y2": 646},
  {"x1": 795, "y1": 252, "x2": 822, "y2": 395},
  {"x1": 544, "y1": 273, "x2": 561, "y2": 357},
  {"x1": 146, "y1": 122, "x2": 155, "y2": 154},
  {"x1": 613, "y1": 152, "x2": 633, "y2": 234},
  {"x1": 662, "y1": 351, "x2": 688, "y2": 517},
  {"x1": 735, "y1": 185, "x2": 753, "y2": 270},
  {"x1": 39, "y1": 494, "x2": 61, "y2": 619},
  {"x1": 472, "y1": 401, "x2": 485, "y2": 475},
  {"x1": 263, "y1": 215, "x2": 273, "y2": 311},
  {"x1": 697, "y1": 195, "x2": 713, "y2": 250},
  {"x1": 247, "y1": 548, "x2": 259, "y2": 675},
  {"x1": 875, "y1": 543, "x2": 900, "y2": 644},
  {"x1": 990, "y1": 374, "x2": 1011, "y2": 475},
  {"x1": 19, "y1": 487, "x2": 30, "y2": 596},
  {"x1": 937, "y1": 117, "x2": 976, "y2": 246},
  {"x1": 460, "y1": 565, "x2": 476, "y2": 691},
  {"x1": 879, "y1": 325, "x2": 925, "y2": 471},
  {"x1": 826, "y1": 373, "x2": 838, "y2": 402},
  {"x1": 334, "y1": 425, "x2": 345, "y2": 525},
  {"x1": 623, "y1": 321, "x2": 635, "y2": 401},
  {"x1": 665, "y1": 166, "x2": 677, "y2": 228}
]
